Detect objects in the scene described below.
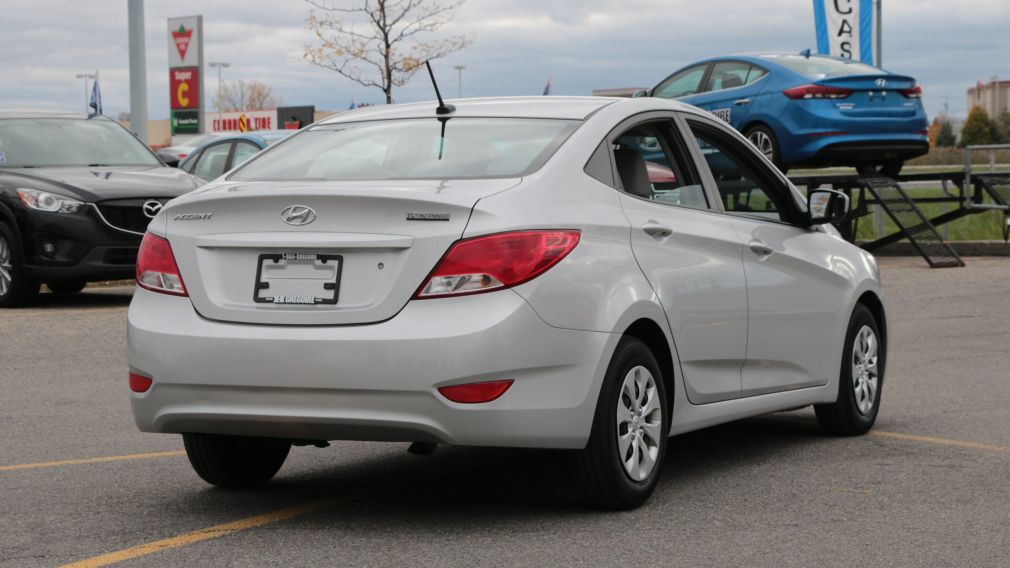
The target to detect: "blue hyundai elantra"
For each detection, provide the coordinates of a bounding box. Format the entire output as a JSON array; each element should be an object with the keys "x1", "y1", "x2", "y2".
[{"x1": 648, "y1": 53, "x2": 928, "y2": 176}]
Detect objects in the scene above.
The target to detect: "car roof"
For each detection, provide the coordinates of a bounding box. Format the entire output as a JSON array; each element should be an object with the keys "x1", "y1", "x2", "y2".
[
  {"x1": 319, "y1": 97, "x2": 617, "y2": 123},
  {"x1": 0, "y1": 110, "x2": 103, "y2": 120}
]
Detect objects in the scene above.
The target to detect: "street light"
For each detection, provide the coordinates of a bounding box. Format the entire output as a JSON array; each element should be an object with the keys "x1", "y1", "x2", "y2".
[
  {"x1": 75, "y1": 73, "x2": 96, "y2": 112},
  {"x1": 454, "y1": 65, "x2": 466, "y2": 99},
  {"x1": 209, "y1": 61, "x2": 230, "y2": 132}
]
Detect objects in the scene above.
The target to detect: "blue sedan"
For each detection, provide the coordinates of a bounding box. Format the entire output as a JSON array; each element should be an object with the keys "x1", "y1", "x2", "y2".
[
  {"x1": 179, "y1": 130, "x2": 295, "y2": 181},
  {"x1": 648, "y1": 53, "x2": 929, "y2": 176}
]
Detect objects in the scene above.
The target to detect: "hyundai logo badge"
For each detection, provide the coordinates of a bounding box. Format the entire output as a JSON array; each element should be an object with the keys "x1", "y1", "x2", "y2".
[{"x1": 281, "y1": 205, "x2": 317, "y2": 226}]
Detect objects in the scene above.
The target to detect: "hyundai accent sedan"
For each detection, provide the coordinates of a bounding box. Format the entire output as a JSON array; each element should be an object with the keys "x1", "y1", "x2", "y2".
[{"x1": 129, "y1": 96, "x2": 886, "y2": 509}]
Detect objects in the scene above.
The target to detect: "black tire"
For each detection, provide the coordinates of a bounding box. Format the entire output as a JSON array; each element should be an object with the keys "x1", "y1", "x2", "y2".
[
  {"x1": 815, "y1": 304, "x2": 885, "y2": 436},
  {"x1": 744, "y1": 124, "x2": 784, "y2": 170},
  {"x1": 571, "y1": 336, "x2": 669, "y2": 510},
  {"x1": 183, "y1": 433, "x2": 291, "y2": 488},
  {"x1": 856, "y1": 160, "x2": 904, "y2": 178},
  {"x1": 46, "y1": 280, "x2": 87, "y2": 294},
  {"x1": 0, "y1": 222, "x2": 40, "y2": 308}
]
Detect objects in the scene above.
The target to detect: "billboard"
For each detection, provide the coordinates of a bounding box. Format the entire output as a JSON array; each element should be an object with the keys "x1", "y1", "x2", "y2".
[
  {"x1": 209, "y1": 110, "x2": 278, "y2": 134},
  {"x1": 169, "y1": 67, "x2": 200, "y2": 110},
  {"x1": 277, "y1": 105, "x2": 316, "y2": 129},
  {"x1": 168, "y1": 16, "x2": 204, "y2": 135}
]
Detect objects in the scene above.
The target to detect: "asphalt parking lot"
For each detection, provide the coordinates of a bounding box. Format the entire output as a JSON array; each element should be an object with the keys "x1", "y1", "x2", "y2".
[{"x1": 1, "y1": 257, "x2": 1008, "y2": 567}]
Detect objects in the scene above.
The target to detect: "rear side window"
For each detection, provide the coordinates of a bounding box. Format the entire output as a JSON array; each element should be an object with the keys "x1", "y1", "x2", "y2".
[
  {"x1": 230, "y1": 118, "x2": 579, "y2": 181},
  {"x1": 610, "y1": 121, "x2": 708, "y2": 209}
]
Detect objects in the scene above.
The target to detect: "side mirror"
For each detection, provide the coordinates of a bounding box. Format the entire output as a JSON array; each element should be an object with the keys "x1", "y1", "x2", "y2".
[
  {"x1": 632, "y1": 89, "x2": 649, "y2": 98},
  {"x1": 807, "y1": 188, "x2": 849, "y2": 225}
]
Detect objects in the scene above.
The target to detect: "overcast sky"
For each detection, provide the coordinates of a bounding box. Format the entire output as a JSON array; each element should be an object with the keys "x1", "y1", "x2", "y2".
[{"x1": 4, "y1": 0, "x2": 1008, "y2": 121}]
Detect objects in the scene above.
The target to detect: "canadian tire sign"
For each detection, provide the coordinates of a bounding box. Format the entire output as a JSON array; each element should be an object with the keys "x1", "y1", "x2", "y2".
[{"x1": 168, "y1": 16, "x2": 203, "y2": 135}]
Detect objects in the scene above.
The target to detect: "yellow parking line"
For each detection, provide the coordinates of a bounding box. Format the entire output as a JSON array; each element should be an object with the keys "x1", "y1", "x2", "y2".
[
  {"x1": 60, "y1": 499, "x2": 335, "y2": 568},
  {"x1": 0, "y1": 450, "x2": 185, "y2": 472},
  {"x1": 872, "y1": 431, "x2": 1010, "y2": 454}
]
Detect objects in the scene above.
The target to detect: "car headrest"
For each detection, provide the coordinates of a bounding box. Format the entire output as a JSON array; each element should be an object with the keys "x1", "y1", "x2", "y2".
[
  {"x1": 721, "y1": 75, "x2": 744, "y2": 89},
  {"x1": 614, "y1": 149, "x2": 652, "y2": 198}
]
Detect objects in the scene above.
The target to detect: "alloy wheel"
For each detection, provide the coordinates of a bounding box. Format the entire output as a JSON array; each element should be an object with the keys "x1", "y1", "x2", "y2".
[
  {"x1": 0, "y1": 234, "x2": 12, "y2": 297},
  {"x1": 851, "y1": 325, "x2": 879, "y2": 415},
  {"x1": 616, "y1": 365, "x2": 663, "y2": 481},
  {"x1": 748, "y1": 130, "x2": 775, "y2": 161}
]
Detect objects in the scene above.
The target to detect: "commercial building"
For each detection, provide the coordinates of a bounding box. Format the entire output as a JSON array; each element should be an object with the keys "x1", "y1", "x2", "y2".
[{"x1": 967, "y1": 79, "x2": 1010, "y2": 118}]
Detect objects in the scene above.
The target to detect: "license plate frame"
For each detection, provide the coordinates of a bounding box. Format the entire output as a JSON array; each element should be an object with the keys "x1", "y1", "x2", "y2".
[{"x1": 253, "y1": 253, "x2": 342, "y2": 305}]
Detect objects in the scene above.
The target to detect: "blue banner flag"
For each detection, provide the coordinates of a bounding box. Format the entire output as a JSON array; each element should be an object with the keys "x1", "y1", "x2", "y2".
[
  {"x1": 813, "y1": 0, "x2": 877, "y2": 66},
  {"x1": 89, "y1": 75, "x2": 102, "y2": 116}
]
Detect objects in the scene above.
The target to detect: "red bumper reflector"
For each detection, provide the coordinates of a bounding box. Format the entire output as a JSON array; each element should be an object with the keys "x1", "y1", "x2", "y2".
[
  {"x1": 129, "y1": 372, "x2": 153, "y2": 393},
  {"x1": 438, "y1": 380, "x2": 514, "y2": 404}
]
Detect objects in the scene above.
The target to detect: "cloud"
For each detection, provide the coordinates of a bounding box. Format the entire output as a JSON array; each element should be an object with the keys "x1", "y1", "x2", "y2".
[{"x1": 2, "y1": 0, "x2": 1007, "y2": 121}]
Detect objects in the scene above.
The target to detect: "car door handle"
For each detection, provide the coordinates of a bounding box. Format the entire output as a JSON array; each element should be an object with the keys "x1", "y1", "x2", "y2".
[
  {"x1": 642, "y1": 221, "x2": 674, "y2": 240},
  {"x1": 749, "y1": 241, "x2": 774, "y2": 257},
  {"x1": 733, "y1": 98, "x2": 752, "y2": 106}
]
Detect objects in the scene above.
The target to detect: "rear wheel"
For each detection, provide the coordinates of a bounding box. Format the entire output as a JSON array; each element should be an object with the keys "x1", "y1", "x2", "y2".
[
  {"x1": 815, "y1": 304, "x2": 884, "y2": 436},
  {"x1": 0, "y1": 223, "x2": 39, "y2": 308},
  {"x1": 571, "y1": 336, "x2": 668, "y2": 510},
  {"x1": 856, "y1": 160, "x2": 904, "y2": 178},
  {"x1": 46, "y1": 280, "x2": 87, "y2": 294},
  {"x1": 745, "y1": 125, "x2": 785, "y2": 171},
  {"x1": 183, "y1": 433, "x2": 291, "y2": 488}
]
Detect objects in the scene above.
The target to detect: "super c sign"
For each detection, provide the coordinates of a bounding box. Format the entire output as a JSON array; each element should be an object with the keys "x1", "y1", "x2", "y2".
[{"x1": 170, "y1": 67, "x2": 200, "y2": 110}]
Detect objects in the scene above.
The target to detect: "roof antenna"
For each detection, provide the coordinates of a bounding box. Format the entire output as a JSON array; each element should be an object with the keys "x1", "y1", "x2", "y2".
[{"x1": 425, "y1": 60, "x2": 455, "y2": 116}]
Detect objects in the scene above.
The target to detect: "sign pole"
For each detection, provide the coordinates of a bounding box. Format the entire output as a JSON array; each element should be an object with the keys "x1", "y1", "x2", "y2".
[
  {"x1": 875, "y1": 0, "x2": 882, "y2": 68},
  {"x1": 128, "y1": 0, "x2": 149, "y2": 143}
]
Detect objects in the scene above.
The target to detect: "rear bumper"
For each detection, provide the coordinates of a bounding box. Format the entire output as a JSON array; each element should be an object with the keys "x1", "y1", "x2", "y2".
[
  {"x1": 797, "y1": 139, "x2": 930, "y2": 168},
  {"x1": 128, "y1": 288, "x2": 614, "y2": 449}
]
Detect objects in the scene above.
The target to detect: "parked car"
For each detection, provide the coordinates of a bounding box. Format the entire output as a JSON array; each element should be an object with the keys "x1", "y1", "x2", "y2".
[
  {"x1": 0, "y1": 111, "x2": 201, "y2": 307},
  {"x1": 129, "y1": 97, "x2": 886, "y2": 509},
  {"x1": 155, "y1": 133, "x2": 219, "y2": 167},
  {"x1": 178, "y1": 130, "x2": 295, "y2": 181},
  {"x1": 647, "y1": 53, "x2": 929, "y2": 176}
]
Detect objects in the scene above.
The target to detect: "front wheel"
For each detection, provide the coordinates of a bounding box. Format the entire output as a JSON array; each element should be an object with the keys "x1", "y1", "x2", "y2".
[
  {"x1": 571, "y1": 337, "x2": 668, "y2": 510},
  {"x1": 183, "y1": 433, "x2": 291, "y2": 488},
  {"x1": 0, "y1": 223, "x2": 39, "y2": 308},
  {"x1": 815, "y1": 304, "x2": 884, "y2": 436}
]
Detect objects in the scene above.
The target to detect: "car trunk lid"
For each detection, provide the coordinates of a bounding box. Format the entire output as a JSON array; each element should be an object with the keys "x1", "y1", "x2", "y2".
[{"x1": 165, "y1": 178, "x2": 519, "y2": 325}]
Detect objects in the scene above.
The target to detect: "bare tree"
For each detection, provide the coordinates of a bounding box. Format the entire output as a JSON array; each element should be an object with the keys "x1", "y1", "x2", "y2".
[
  {"x1": 303, "y1": 0, "x2": 473, "y2": 104},
  {"x1": 214, "y1": 80, "x2": 282, "y2": 112}
]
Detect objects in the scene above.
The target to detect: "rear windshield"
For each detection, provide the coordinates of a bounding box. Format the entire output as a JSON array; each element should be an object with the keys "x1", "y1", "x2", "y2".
[
  {"x1": 771, "y1": 55, "x2": 884, "y2": 79},
  {"x1": 229, "y1": 117, "x2": 579, "y2": 181},
  {"x1": 0, "y1": 118, "x2": 160, "y2": 168}
]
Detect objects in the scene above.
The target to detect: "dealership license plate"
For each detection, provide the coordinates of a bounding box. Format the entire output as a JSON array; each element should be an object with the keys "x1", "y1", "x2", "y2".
[{"x1": 253, "y1": 253, "x2": 342, "y2": 305}]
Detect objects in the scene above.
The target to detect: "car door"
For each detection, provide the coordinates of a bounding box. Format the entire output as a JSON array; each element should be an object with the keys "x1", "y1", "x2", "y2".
[
  {"x1": 605, "y1": 113, "x2": 748, "y2": 403},
  {"x1": 683, "y1": 115, "x2": 852, "y2": 396},
  {"x1": 684, "y1": 61, "x2": 769, "y2": 129},
  {"x1": 191, "y1": 141, "x2": 234, "y2": 181}
]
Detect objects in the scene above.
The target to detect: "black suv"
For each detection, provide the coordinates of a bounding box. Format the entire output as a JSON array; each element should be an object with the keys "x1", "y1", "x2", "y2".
[{"x1": 0, "y1": 111, "x2": 201, "y2": 307}]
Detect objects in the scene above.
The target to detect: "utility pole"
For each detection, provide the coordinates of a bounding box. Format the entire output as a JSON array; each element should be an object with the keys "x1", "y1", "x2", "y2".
[
  {"x1": 127, "y1": 0, "x2": 148, "y2": 144},
  {"x1": 75, "y1": 73, "x2": 95, "y2": 112},
  {"x1": 874, "y1": 0, "x2": 883, "y2": 68},
  {"x1": 454, "y1": 65, "x2": 466, "y2": 99},
  {"x1": 209, "y1": 62, "x2": 230, "y2": 132}
]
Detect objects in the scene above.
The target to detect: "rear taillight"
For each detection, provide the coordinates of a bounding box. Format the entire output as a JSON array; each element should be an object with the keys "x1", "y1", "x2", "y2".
[
  {"x1": 783, "y1": 84, "x2": 853, "y2": 100},
  {"x1": 136, "y1": 233, "x2": 188, "y2": 296},
  {"x1": 438, "y1": 380, "x2": 514, "y2": 403},
  {"x1": 415, "y1": 230, "x2": 581, "y2": 299},
  {"x1": 900, "y1": 85, "x2": 923, "y2": 98},
  {"x1": 129, "y1": 372, "x2": 153, "y2": 393}
]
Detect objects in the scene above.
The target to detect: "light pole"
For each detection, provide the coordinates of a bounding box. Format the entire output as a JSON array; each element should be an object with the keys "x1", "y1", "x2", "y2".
[
  {"x1": 209, "y1": 61, "x2": 230, "y2": 132},
  {"x1": 75, "y1": 73, "x2": 95, "y2": 112},
  {"x1": 454, "y1": 65, "x2": 466, "y2": 99}
]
